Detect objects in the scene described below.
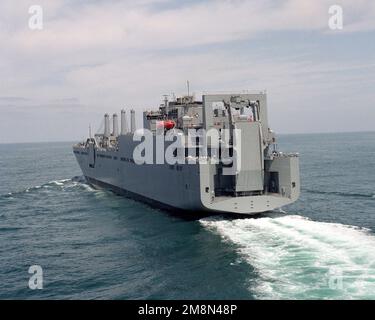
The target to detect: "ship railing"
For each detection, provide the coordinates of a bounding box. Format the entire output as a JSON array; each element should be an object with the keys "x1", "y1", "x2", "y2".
[{"x1": 272, "y1": 151, "x2": 299, "y2": 158}]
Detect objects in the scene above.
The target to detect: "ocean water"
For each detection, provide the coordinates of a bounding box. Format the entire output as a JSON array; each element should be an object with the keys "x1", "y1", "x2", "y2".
[{"x1": 0, "y1": 132, "x2": 374, "y2": 300}]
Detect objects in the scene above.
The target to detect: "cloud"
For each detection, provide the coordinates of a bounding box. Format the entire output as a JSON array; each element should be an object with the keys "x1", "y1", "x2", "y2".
[
  {"x1": 2, "y1": 0, "x2": 375, "y2": 54},
  {"x1": 0, "y1": 0, "x2": 374, "y2": 142}
]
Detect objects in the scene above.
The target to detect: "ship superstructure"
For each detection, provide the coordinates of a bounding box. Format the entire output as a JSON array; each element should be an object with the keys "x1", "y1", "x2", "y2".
[{"x1": 73, "y1": 92, "x2": 300, "y2": 215}]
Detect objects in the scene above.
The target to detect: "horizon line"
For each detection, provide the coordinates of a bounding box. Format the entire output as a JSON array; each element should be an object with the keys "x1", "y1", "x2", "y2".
[{"x1": 0, "y1": 130, "x2": 374, "y2": 145}]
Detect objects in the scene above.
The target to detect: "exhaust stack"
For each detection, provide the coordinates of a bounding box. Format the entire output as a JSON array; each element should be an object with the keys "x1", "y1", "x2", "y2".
[
  {"x1": 112, "y1": 113, "x2": 119, "y2": 137},
  {"x1": 121, "y1": 109, "x2": 128, "y2": 135},
  {"x1": 130, "y1": 109, "x2": 136, "y2": 133},
  {"x1": 104, "y1": 113, "x2": 110, "y2": 138}
]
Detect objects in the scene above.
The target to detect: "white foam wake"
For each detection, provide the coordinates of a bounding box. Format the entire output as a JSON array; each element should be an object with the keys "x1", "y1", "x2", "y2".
[
  {"x1": 2, "y1": 177, "x2": 97, "y2": 198},
  {"x1": 200, "y1": 215, "x2": 375, "y2": 300}
]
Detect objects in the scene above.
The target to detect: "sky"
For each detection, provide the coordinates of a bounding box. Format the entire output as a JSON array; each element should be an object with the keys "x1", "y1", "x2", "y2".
[{"x1": 0, "y1": 0, "x2": 374, "y2": 143}]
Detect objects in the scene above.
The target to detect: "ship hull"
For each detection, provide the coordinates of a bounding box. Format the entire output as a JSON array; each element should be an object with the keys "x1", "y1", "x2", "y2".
[
  {"x1": 74, "y1": 140, "x2": 207, "y2": 213},
  {"x1": 74, "y1": 141, "x2": 300, "y2": 216},
  {"x1": 85, "y1": 176, "x2": 202, "y2": 214}
]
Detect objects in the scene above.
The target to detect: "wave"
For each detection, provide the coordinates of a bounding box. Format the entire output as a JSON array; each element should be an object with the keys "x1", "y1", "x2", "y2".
[
  {"x1": 200, "y1": 214, "x2": 375, "y2": 300},
  {"x1": 304, "y1": 188, "x2": 374, "y2": 199},
  {"x1": 0, "y1": 176, "x2": 95, "y2": 199},
  {"x1": 0, "y1": 227, "x2": 25, "y2": 232}
]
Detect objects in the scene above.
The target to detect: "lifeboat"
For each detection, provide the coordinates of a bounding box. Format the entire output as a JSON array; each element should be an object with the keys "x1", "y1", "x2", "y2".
[{"x1": 157, "y1": 120, "x2": 176, "y2": 130}]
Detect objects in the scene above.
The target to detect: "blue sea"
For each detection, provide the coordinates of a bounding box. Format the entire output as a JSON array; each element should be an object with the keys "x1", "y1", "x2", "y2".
[{"x1": 0, "y1": 132, "x2": 374, "y2": 300}]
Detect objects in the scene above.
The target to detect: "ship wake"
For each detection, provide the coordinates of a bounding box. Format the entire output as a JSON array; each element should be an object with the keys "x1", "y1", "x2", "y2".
[
  {"x1": 200, "y1": 214, "x2": 375, "y2": 300},
  {"x1": 0, "y1": 176, "x2": 96, "y2": 200},
  {"x1": 304, "y1": 188, "x2": 375, "y2": 199}
]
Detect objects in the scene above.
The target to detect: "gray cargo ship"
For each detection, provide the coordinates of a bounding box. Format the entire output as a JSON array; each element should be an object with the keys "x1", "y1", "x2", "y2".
[{"x1": 73, "y1": 92, "x2": 300, "y2": 215}]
